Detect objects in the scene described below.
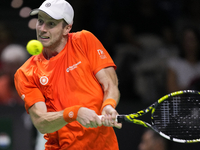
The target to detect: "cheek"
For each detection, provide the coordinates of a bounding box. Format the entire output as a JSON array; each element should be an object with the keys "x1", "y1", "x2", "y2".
[
  {"x1": 36, "y1": 28, "x2": 40, "y2": 37},
  {"x1": 53, "y1": 30, "x2": 63, "y2": 38},
  {"x1": 50, "y1": 31, "x2": 63, "y2": 44}
]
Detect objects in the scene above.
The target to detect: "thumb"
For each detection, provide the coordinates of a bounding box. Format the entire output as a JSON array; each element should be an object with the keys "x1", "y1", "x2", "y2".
[
  {"x1": 114, "y1": 122, "x2": 122, "y2": 129},
  {"x1": 101, "y1": 110, "x2": 106, "y2": 116}
]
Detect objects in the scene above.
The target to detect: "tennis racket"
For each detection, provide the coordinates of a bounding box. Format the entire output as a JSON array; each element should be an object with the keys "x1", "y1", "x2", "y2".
[{"x1": 101, "y1": 90, "x2": 200, "y2": 143}]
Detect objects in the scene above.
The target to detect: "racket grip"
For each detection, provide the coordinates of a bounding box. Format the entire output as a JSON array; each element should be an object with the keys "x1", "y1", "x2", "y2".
[
  {"x1": 98, "y1": 115, "x2": 122, "y2": 123},
  {"x1": 98, "y1": 115, "x2": 103, "y2": 120}
]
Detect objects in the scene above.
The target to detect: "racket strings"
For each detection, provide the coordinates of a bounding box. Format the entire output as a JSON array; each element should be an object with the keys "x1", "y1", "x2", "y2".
[{"x1": 153, "y1": 94, "x2": 200, "y2": 140}]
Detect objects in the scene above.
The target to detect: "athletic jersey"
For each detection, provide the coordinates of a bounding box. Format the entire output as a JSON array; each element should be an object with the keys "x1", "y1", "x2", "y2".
[{"x1": 14, "y1": 30, "x2": 119, "y2": 150}]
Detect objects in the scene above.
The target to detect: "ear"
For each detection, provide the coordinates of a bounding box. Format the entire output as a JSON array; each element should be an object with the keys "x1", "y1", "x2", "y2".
[{"x1": 63, "y1": 25, "x2": 72, "y2": 36}]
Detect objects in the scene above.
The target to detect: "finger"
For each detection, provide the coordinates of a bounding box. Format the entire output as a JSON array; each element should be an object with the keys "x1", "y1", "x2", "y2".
[
  {"x1": 83, "y1": 119, "x2": 92, "y2": 128},
  {"x1": 106, "y1": 115, "x2": 114, "y2": 126},
  {"x1": 96, "y1": 116, "x2": 102, "y2": 126},
  {"x1": 108, "y1": 115, "x2": 115, "y2": 125},
  {"x1": 114, "y1": 122, "x2": 122, "y2": 129},
  {"x1": 82, "y1": 124, "x2": 90, "y2": 128},
  {"x1": 100, "y1": 115, "x2": 108, "y2": 126},
  {"x1": 102, "y1": 115, "x2": 110, "y2": 126},
  {"x1": 90, "y1": 122, "x2": 98, "y2": 128}
]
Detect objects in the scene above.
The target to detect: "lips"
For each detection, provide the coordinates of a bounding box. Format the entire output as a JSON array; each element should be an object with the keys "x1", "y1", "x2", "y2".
[{"x1": 40, "y1": 36, "x2": 49, "y2": 39}]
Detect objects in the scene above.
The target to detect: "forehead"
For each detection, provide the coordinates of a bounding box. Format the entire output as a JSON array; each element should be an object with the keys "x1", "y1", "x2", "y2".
[{"x1": 38, "y1": 11, "x2": 62, "y2": 22}]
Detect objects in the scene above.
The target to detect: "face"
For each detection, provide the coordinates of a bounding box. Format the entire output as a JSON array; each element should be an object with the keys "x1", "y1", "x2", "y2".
[
  {"x1": 138, "y1": 131, "x2": 155, "y2": 150},
  {"x1": 36, "y1": 11, "x2": 71, "y2": 51}
]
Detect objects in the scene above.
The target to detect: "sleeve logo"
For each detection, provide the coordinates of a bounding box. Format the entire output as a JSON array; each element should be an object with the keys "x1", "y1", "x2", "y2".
[{"x1": 97, "y1": 49, "x2": 107, "y2": 59}]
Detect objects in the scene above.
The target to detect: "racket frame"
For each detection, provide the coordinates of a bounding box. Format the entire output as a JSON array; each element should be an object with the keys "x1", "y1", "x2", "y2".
[{"x1": 117, "y1": 90, "x2": 200, "y2": 143}]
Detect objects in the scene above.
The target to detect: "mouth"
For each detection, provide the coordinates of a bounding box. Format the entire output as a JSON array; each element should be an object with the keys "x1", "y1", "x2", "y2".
[{"x1": 39, "y1": 35, "x2": 50, "y2": 40}]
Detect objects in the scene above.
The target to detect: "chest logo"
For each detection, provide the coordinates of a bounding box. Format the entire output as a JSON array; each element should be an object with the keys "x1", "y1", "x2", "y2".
[
  {"x1": 40, "y1": 76, "x2": 49, "y2": 85},
  {"x1": 66, "y1": 61, "x2": 81, "y2": 72}
]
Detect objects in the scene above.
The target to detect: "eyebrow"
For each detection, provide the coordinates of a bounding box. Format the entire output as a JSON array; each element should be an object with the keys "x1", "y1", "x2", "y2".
[{"x1": 38, "y1": 14, "x2": 54, "y2": 20}]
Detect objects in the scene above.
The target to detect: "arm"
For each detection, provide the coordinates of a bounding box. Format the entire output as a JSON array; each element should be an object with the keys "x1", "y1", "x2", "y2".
[
  {"x1": 29, "y1": 102, "x2": 103, "y2": 133},
  {"x1": 28, "y1": 101, "x2": 67, "y2": 134},
  {"x1": 95, "y1": 67, "x2": 122, "y2": 128},
  {"x1": 95, "y1": 67, "x2": 120, "y2": 103},
  {"x1": 29, "y1": 103, "x2": 104, "y2": 134}
]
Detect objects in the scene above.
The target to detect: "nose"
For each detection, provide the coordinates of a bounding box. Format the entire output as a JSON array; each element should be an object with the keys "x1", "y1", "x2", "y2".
[{"x1": 39, "y1": 23, "x2": 47, "y2": 32}]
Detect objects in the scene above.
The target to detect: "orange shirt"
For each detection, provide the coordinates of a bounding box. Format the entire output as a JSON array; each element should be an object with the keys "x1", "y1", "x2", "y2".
[{"x1": 14, "y1": 30, "x2": 119, "y2": 150}]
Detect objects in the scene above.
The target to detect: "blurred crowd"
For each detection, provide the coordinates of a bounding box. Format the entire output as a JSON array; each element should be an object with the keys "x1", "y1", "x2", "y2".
[
  {"x1": 0, "y1": 22, "x2": 29, "y2": 106},
  {"x1": 83, "y1": 0, "x2": 200, "y2": 104}
]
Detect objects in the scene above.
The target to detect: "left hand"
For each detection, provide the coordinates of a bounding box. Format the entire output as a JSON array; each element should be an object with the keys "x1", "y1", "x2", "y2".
[
  {"x1": 77, "y1": 107, "x2": 102, "y2": 128},
  {"x1": 101, "y1": 105, "x2": 122, "y2": 129}
]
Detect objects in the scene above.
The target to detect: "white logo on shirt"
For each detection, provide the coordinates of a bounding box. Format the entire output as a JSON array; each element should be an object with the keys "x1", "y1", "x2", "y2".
[
  {"x1": 97, "y1": 49, "x2": 107, "y2": 59},
  {"x1": 40, "y1": 76, "x2": 49, "y2": 85},
  {"x1": 66, "y1": 61, "x2": 81, "y2": 72}
]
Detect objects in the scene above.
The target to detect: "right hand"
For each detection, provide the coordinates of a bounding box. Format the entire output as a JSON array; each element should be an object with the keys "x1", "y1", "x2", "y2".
[
  {"x1": 76, "y1": 107, "x2": 102, "y2": 128},
  {"x1": 101, "y1": 105, "x2": 122, "y2": 129}
]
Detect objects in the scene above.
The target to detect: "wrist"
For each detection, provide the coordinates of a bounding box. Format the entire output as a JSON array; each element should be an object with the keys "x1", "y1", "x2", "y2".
[
  {"x1": 63, "y1": 105, "x2": 82, "y2": 123},
  {"x1": 101, "y1": 98, "x2": 117, "y2": 112}
]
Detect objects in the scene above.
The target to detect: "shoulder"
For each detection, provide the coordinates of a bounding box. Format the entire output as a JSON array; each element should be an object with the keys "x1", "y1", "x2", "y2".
[
  {"x1": 22, "y1": 55, "x2": 39, "y2": 67},
  {"x1": 69, "y1": 30, "x2": 97, "y2": 41},
  {"x1": 16, "y1": 55, "x2": 40, "y2": 76}
]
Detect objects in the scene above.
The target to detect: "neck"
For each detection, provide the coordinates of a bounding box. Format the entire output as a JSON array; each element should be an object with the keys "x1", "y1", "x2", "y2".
[
  {"x1": 42, "y1": 36, "x2": 68, "y2": 60},
  {"x1": 43, "y1": 50, "x2": 58, "y2": 60}
]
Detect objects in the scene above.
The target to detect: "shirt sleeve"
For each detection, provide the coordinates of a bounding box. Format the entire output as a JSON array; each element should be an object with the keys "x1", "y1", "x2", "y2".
[
  {"x1": 80, "y1": 30, "x2": 116, "y2": 75},
  {"x1": 14, "y1": 69, "x2": 45, "y2": 113}
]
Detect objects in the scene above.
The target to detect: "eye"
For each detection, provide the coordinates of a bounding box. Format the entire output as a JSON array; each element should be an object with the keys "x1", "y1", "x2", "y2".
[
  {"x1": 38, "y1": 19, "x2": 44, "y2": 25},
  {"x1": 48, "y1": 22, "x2": 56, "y2": 27}
]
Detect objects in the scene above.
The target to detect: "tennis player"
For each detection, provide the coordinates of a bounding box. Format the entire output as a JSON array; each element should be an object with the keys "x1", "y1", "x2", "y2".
[{"x1": 14, "y1": 0, "x2": 122, "y2": 149}]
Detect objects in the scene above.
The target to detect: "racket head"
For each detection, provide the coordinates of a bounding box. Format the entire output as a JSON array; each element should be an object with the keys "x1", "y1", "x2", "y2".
[{"x1": 151, "y1": 90, "x2": 200, "y2": 143}]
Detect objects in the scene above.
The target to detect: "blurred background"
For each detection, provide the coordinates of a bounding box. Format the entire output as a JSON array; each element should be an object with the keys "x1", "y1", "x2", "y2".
[{"x1": 1, "y1": 0, "x2": 200, "y2": 149}]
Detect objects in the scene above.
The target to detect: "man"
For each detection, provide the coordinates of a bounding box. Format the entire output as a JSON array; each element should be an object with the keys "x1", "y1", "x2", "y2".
[
  {"x1": 14, "y1": 0, "x2": 122, "y2": 149},
  {"x1": 138, "y1": 129, "x2": 168, "y2": 150}
]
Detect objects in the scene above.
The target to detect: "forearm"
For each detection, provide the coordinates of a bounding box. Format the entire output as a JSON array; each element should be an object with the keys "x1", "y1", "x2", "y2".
[
  {"x1": 101, "y1": 85, "x2": 122, "y2": 129},
  {"x1": 103, "y1": 83, "x2": 120, "y2": 105},
  {"x1": 95, "y1": 67, "x2": 120, "y2": 105},
  {"x1": 29, "y1": 102, "x2": 69, "y2": 134},
  {"x1": 30, "y1": 110, "x2": 67, "y2": 134}
]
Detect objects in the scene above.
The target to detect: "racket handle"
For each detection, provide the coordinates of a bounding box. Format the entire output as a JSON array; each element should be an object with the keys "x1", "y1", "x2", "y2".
[
  {"x1": 98, "y1": 115, "x2": 124, "y2": 123},
  {"x1": 98, "y1": 115, "x2": 103, "y2": 120}
]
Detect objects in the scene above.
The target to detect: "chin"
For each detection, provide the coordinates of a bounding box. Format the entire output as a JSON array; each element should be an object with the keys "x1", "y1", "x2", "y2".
[{"x1": 41, "y1": 41, "x2": 50, "y2": 46}]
